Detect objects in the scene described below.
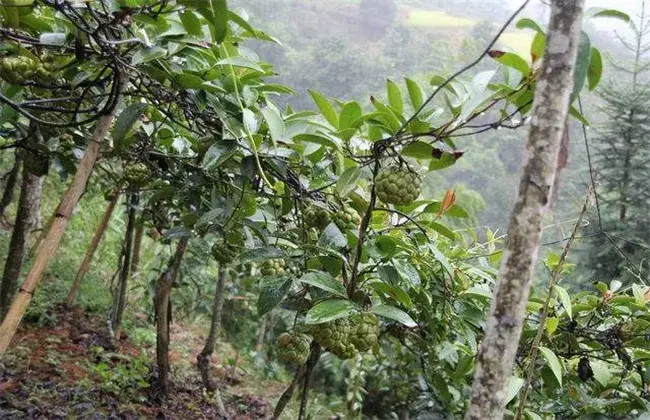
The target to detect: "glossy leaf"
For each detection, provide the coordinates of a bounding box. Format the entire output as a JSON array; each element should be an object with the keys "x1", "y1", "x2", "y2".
[
  {"x1": 573, "y1": 32, "x2": 592, "y2": 99},
  {"x1": 539, "y1": 346, "x2": 563, "y2": 387},
  {"x1": 489, "y1": 51, "x2": 531, "y2": 76},
  {"x1": 386, "y1": 79, "x2": 403, "y2": 115},
  {"x1": 336, "y1": 166, "x2": 362, "y2": 197},
  {"x1": 261, "y1": 104, "x2": 285, "y2": 143},
  {"x1": 239, "y1": 246, "x2": 286, "y2": 261},
  {"x1": 257, "y1": 276, "x2": 292, "y2": 315},
  {"x1": 339, "y1": 101, "x2": 362, "y2": 131},
  {"x1": 554, "y1": 285, "x2": 573, "y2": 319},
  {"x1": 402, "y1": 142, "x2": 433, "y2": 159},
  {"x1": 505, "y1": 376, "x2": 525, "y2": 404},
  {"x1": 371, "y1": 304, "x2": 416, "y2": 327},
  {"x1": 585, "y1": 8, "x2": 630, "y2": 22},
  {"x1": 587, "y1": 47, "x2": 602, "y2": 91},
  {"x1": 309, "y1": 90, "x2": 339, "y2": 128},
  {"x1": 305, "y1": 299, "x2": 356, "y2": 324},
  {"x1": 405, "y1": 77, "x2": 424, "y2": 110},
  {"x1": 299, "y1": 271, "x2": 347, "y2": 298},
  {"x1": 112, "y1": 103, "x2": 147, "y2": 149}
]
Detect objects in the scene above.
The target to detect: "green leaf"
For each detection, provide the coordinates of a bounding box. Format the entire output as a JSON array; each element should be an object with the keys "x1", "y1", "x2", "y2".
[
  {"x1": 203, "y1": 140, "x2": 237, "y2": 169},
  {"x1": 405, "y1": 77, "x2": 424, "y2": 110},
  {"x1": 180, "y1": 11, "x2": 203, "y2": 37},
  {"x1": 339, "y1": 101, "x2": 362, "y2": 131},
  {"x1": 539, "y1": 346, "x2": 563, "y2": 387},
  {"x1": 569, "y1": 105, "x2": 590, "y2": 126},
  {"x1": 257, "y1": 276, "x2": 292, "y2": 315},
  {"x1": 371, "y1": 304, "x2": 416, "y2": 327},
  {"x1": 305, "y1": 299, "x2": 356, "y2": 324},
  {"x1": 261, "y1": 104, "x2": 285, "y2": 144},
  {"x1": 505, "y1": 376, "x2": 524, "y2": 404},
  {"x1": 374, "y1": 235, "x2": 397, "y2": 259},
  {"x1": 429, "y1": 222, "x2": 457, "y2": 240},
  {"x1": 531, "y1": 32, "x2": 546, "y2": 63},
  {"x1": 240, "y1": 246, "x2": 285, "y2": 261},
  {"x1": 446, "y1": 204, "x2": 470, "y2": 218},
  {"x1": 336, "y1": 166, "x2": 362, "y2": 196},
  {"x1": 572, "y1": 32, "x2": 591, "y2": 99},
  {"x1": 489, "y1": 51, "x2": 531, "y2": 76},
  {"x1": 429, "y1": 153, "x2": 456, "y2": 171},
  {"x1": 546, "y1": 317, "x2": 559, "y2": 335},
  {"x1": 215, "y1": 56, "x2": 264, "y2": 72},
  {"x1": 293, "y1": 133, "x2": 340, "y2": 151},
  {"x1": 299, "y1": 272, "x2": 347, "y2": 298},
  {"x1": 516, "y1": 17, "x2": 545, "y2": 34},
  {"x1": 210, "y1": 0, "x2": 229, "y2": 43},
  {"x1": 554, "y1": 285, "x2": 572, "y2": 319},
  {"x1": 587, "y1": 47, "x2": 602, "y2": 91},
  {"x1": 112, "y1": 103, "x2": 147, "y2": 149},
  {"x1": 309, "y1": 90, "x2": 339, "y2": 129},
  {"x1": 132, "y1": 46, "x2": 166, "y2": 65},
  {"x1": 585, "y1": 7, "x2": 630, "y2": 22},
  {"x1": 386, "y1": 79, "x2": 403, "y2": 115},
  {"x1": 318, "y1": 223, "x2": 348, "y2": 249},
  {"x1": 176, "y1": 73, "x2": 206, "y2": 89},
  {"x1": 402, "y1": 142, "x2": 433, "y2": 159}
]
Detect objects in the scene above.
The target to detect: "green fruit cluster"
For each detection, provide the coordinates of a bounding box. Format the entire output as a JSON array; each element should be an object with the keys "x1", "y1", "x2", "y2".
[
  {"x1": 375, "y1": 169, "x2": 421, "y2": 206},
  {"x1": 348, "y1": 313, "x2": 379, "y2": 352},
  {"x1": 304, "y1": 206, "x2": 331, "y2": 230},
  {"x1": 276, "y1": 332, "x2": 311, "y2": 365},
  {"x1": 261, "y1": 258, "x2": 286, "y2": 276},
  {"x1": 334, "y1": 205, "x2": 361, "y2": 231},
  {"x1": 211, "y1": 242, "x2": 238, "y2": 265},
  {"x1": 0, "y1": 55, "x2": 54, "y2": 85},
  {"x1": 123, "y1": 163, "x2": 150, "y2": 186},
  {"x1": 311, "y1": 318, "x2": 357, "y2": 359}
]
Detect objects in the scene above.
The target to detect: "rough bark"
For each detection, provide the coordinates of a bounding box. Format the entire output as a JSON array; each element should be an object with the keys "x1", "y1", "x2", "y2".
[
  {"x1": 255, "y1": 315, "x2": 268, "y2": 351},
  {"x1": 153, "y1": 237, "x2": 189, "y2": 400},
  {"x1": 0, "y1": 145, "x2": 42, "y2": 320},
  {"x1": 130, "y1": 216, "x2": 145, "y2": 276},
  {"x1": 465, "y1": 1, "x2": 586, "y2": 418},
  {"x1": 65, "y1": 188, "x2": 121, "y2": 308},
  {"x1": 297, "y1": 342, "x2": 321, "y2": 420},
  {"x1": 0, "y1": 103, "x2": 122, "y2": 353},
  {"x1": 196, "y1": 266, "x2": 228, "y2": 416},
  {"x1": 272, "y1": 342, "x2": 321, "y2": 420},
  {"x1": 112, "y1": 193, "x2": 139, "y2": 339},
  {"x1": 0, "y1": 152, "x2": 22, "y2": 220},
  {"x1": 197, "y1": 266, "x2": 228, "y2": 391}
]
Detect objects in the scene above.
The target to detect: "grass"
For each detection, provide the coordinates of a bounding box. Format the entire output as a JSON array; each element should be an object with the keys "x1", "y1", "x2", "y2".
[{"x1": 402, "y1": 9, "x2": 475, "y2": 28}]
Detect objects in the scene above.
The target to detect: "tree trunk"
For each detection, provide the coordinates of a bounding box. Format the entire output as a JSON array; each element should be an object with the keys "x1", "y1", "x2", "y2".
[
  {"x1": 465, "y1": 1, "x2": 586, "y2": 418},
  {"x1": 153, "y1": 237, "x2": 189, "y2": 400},
  {"x1": 0, "y1": 152, "x2": 22, "y2": 221},
  {"x1": 130, "y1": 216, "x2": 145, "y2": 277},
  {"x1": 197, "y1": 266, "x2": 228, "y2": 391},
  {"x1": 65, "y1": 187, "x2": 121, "y2": 308},
  {"x1": 111, "y1": 192, "x2": 139, "y2": 339},
  {"x1": 0, "y1": 103, "x2": 122, "y2": 353},
  {"x1": 256, "y1": 315, "x2": 268, "y2": 351},
  {"x1": 272, "y1": 342, "x2": 321, "y2": 420},
  {"x1": 0, "y1": 146, "x2": 42, "y2": 320}
]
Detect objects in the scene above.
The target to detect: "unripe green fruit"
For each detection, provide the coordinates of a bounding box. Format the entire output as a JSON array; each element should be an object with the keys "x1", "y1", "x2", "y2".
[
  {"x1": 260, "y1": 258, "x2": 286, "y2": 276},
  {"x1": 348, "y1": 313, "x2": 379, "y2": 352},
  {"x1": 276, "y1": 332, "x2": 311, "y2": 365},
  {"x1": 304, "y1": 205, "x2": 331, "y2": 230},
  {"x1": 211, "y1": 242, "x2": 238, "y2": 265},
  {"x1": 123, "y1": 163, "x2": 150, "y2": 186},
  {"x1": 311, "y1": 318, "x2": 358, "y2": 360},
  {"x1": 334, "y1": 205, "x2": 361, "y2": 231},
  {"x1": 0, "y1": 56, "x2": 37, "y2": 84},
  {"x1": 375, "y1": 168, "x2": 421, "y2": 206}
]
